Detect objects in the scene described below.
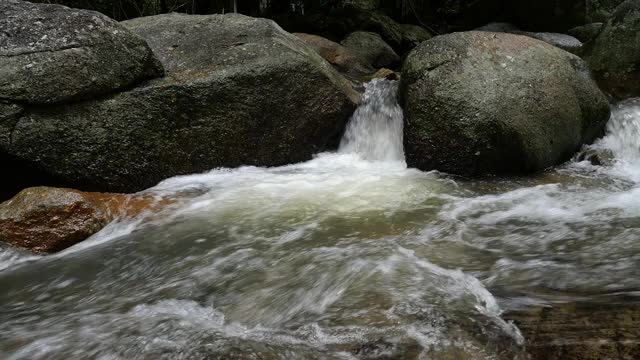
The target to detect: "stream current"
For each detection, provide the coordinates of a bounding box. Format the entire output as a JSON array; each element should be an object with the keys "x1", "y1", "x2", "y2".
[{"x1": 1, "y1": 80, "x2": 640, "y2": 359}]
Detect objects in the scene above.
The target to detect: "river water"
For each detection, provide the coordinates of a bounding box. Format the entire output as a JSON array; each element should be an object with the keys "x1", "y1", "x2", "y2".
[{"x1": 1, "y1": 80, "x2": 640, "y2": 359}]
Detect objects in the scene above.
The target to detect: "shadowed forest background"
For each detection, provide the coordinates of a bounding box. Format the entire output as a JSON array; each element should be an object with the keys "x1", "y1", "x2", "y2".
[{"x1": 31, "y1": 0, "x2": 624, "y2": 34}]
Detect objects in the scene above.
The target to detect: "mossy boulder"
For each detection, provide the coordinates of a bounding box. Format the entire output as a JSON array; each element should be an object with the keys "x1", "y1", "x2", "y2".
[
  {"x1": 341, "y1": 31, "x2": 400, "y2": 68},
  {"x1": 400, "y1": 24, "x2": 433, "y2": 52},
  {"x1": 400, "y1": 31, "x2": 610, "y2": 176},
  {"x1": 585, "y1": 0, "x2": 640, "y2": 98},
  {"x1": 1, "y1": 13, "x2": 358, "y2": 193},
  {"x1": 568, "y1": 22, "x2": 604, "y2": 43}
]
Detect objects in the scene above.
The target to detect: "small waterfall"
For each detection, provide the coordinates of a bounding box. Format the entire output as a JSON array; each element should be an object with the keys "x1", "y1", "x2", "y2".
[
  {"x1": 588, "y1": 98, "x2": 640, "y2": 181},
  {"x1": 599, "y1": 99, "x2": 640, "y2": 164},
  {"x1": 339, "y1": 79, "x2": 405, "y2": 162}
]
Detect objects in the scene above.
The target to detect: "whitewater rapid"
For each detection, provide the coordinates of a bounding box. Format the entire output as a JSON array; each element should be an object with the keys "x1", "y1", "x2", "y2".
[{"x1": 3, "y1": 81, "x2": 640, "y2": 359}]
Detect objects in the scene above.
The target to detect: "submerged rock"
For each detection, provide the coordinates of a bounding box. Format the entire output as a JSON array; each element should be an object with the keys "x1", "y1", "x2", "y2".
[
  {"x1": 585, "y1": 0, "x2": 640, "y2": 98},
  {"x1": 0, "y1": 0, "x2": 163, "y2": 104},
  {"x1": 0, "y1": 187, "x2": 162, "y2": 253},
  {"x1": 341, "y1": 31, "x2": 400, "y2": 68},
  {"x1": 294, "y1": 33, "x2": 373, "y2": 75},
  {"x1": 576, "y1": 147, "x2": 615, "y2": 165},
  {"x1": 401, "y1": 31, "x2": 610, "y2": 176},
  {"x1": 506, "y1": 302, "x2": 640, "y2": 359},
  {"x1": 1, "y1": 13, "x2": 358, "y2": 193}
]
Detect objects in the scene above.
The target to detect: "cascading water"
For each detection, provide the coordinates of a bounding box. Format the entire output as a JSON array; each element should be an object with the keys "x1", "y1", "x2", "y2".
[
  {"x1": 4, "y1": 83, "x2": 640, "y2": 359},
  {"x1": 586, "y1": 98, "x2": 640, "y2": 181},
  {"x1": 339, "y1": 79, "x2": 405, "y2": 162}
]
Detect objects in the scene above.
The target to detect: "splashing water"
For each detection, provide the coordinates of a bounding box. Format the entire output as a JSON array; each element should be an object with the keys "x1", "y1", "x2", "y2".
[
  {"x1": 587, "y1": 98, "x2": 640, "y2": 181},
  {"x1": 4, "y1": 85, "x2": 640, "y2": 358}
]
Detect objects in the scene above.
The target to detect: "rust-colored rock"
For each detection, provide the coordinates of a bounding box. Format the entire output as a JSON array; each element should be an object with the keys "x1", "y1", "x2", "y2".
[
  {"x1": 369, "y1": 68, "x2": 399, "y2": 81},
  {"x1": 294, "y1": 33, "x2": 374, "y2": 75},
  {"x1": 0, "y1": 187, "x2": 165, "y2": 253}
]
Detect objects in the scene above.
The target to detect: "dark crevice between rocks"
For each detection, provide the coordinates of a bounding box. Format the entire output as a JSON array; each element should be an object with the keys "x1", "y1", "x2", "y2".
[{"x1": 1, "y1": 154, "x2": 69, "y2": 203}]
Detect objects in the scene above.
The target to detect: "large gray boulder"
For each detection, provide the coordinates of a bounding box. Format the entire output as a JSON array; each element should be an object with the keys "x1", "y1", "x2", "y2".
[
  {"x1": 1, "y1": 13, "x2": 358, "y2": 193},
  {"x1": 401, "y1": 31, "x2": 610, "y2": 176},
  {"x1": 585, "y1": 0, "x2": 640, "y2": 98},
  {"x1": 0, "y1": 0, "x2": 163, "y2": 104},
  {"x1": 341, "y1": 31, "x2": 400, "y2": 68}
]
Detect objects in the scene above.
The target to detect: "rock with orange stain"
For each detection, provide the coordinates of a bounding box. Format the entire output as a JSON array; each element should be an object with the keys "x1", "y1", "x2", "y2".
[
  {"x1": 294, "y1": 33, "x2": 374, "y2": 76},
  {"x1": 0, "y1": 187, "x2": 165, "y2": 253}
]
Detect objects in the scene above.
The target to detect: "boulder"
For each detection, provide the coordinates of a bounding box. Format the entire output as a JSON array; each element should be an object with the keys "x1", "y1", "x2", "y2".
[
  {"x1": 294, "y1": 33, "x2": 373, "y2": 75},
  {"x1": 26, "y1": 0, "x2": 229, "y2": 20},
  {"x1": 400, "y1": 31, "x2": 610, "y2": 176},
  {"x1": 0, "y1": 0, "x2": 163, "y2": 104},
  {"x1": 568, "y1": 23, "x2": 604, "y2": 43},
  {"x1": 476, "y1": 23, "x2": 583, "y2": 54},
  {"x1": 585, "y1": 0, "x2": 640, "y2": 98},
  {"x1": 0, "y1": 187, "x2": 163, "y2": 253},
  {"x1": 341, "y1": 31, "x2": 400, "y2": 68},
  {"x1": 522, "y1": 32, "x2": 583, "y2": 54},
  {"x1": 400, "y1": 24, "x2": 433, "y2": 52},
  {"x1": 349, "y1": 11, "x2": 403, "y2": 49},
  {"x1": 274, "y1": 8, "x2": 403, "y2": 51},
  {"x1": 0, "y1": 13, "x2": 358, "y2": 193}
]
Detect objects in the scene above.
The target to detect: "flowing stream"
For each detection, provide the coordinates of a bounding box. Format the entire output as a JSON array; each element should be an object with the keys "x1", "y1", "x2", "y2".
[{"x1": 2, "y1": 80, "x2": 640, "y2": 359}]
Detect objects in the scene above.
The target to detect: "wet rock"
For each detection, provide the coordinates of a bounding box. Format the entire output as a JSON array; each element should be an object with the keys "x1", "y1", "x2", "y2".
[
  {"x1": 294, "y1": 33, "x2": 373, "y2": 75},
  {"x1": 568, "y1": 23, "x2": 604, "y2": 43},
  {"x1": 369, "y1": 68, "x2": 398, "y2": 81},
  {"x1": 585, "y1": 0, "x2": 640, "y2": 98},
  {"x1": 0, "y1": 0, "x2": 163, "y2": 104},
  {"x1": 1, "y1": 13, "x2": 358, "y2": 193},
  {"x1": 401, "y1": 31, "x2": 610, "y2": 176},
  {"x1": 576, "y1": 147, "x2": 615, "y2": 165},
  {"x1": 0, "y1": 187, "x2": 163, "y2": 253},
  {"x1": 505, "y1": 302, "x2": 640, "y2": 359},
  {"x1": 341, "y1": 31, "x2": 400, "y2": 68},
  {"x1": 400, "y1": 24, "x2": 433, "y2": 52}
]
